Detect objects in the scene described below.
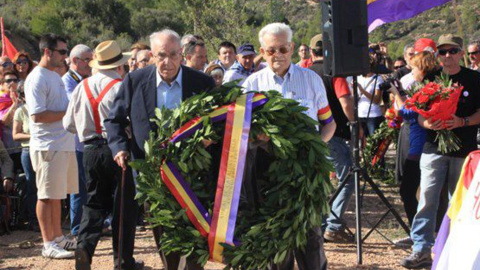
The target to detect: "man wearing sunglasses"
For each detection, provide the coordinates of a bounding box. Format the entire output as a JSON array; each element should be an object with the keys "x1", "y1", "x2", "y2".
[
  {"x1": 467, "y1": 40, "x2": 480, "y2": 72},
  {"x1": 243, "y1": 22, "x2": 335, "y2": 270},
  {"x1": 24, "y1": 33, "x2": 78, "y2": 259},
  {"x1": 62, "y1": 44, "x2": 93, "y2": 243},
  {"x1": 0, "y1": 56, "x2": 14, "y2": 76},
  {"x1": 402, "y1": 34, "x2": 480, "y2": 269}
]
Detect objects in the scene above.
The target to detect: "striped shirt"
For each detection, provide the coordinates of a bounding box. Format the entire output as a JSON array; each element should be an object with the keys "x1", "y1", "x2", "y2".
[{"x1": 242, "y1": 64, "x2": 332, "y2": 124}]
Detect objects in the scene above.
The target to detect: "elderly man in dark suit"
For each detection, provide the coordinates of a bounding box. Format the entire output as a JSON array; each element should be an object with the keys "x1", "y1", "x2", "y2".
[{"x1": 105, "y1": 29, "x2": 215, "y2": 270}]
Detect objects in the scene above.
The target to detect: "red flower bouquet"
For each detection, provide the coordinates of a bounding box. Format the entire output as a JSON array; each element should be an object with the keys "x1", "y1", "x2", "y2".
[{"x1": 405, "y1": 80, "x2": 463, "y2": 154}]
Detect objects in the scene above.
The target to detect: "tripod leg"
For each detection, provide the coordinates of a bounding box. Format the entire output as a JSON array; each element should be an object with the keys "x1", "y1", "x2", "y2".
[{"x1": 361, "y1": 170, "x2": 410, "y2": 236}]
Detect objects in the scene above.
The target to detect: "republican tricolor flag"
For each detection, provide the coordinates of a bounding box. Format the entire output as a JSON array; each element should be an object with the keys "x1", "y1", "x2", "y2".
[
  {"x1": 368, "y1": 0, "x2": 452, "y2": 32},
  {"x1": 1, "y1": 17, "x2": 18, "y2": 60},
  {"x1": 433, "y1": 150, "x2": 480, "y2": 270}
]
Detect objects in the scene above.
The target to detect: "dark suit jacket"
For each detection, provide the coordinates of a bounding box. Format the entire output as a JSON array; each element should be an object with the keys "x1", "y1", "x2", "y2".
[{"x1": 105, "y1": 65, "x2": 215, "y2": 159}]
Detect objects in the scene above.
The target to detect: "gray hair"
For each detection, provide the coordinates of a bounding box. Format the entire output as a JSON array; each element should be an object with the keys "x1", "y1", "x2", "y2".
[
  {"x1": 258, "y1": 23, "x2": 293, "y2": 47},
  {"x1": 181, "y1": 34, "x2": 197, "y2": 48},
  {"x1": 150, "y1": 29, "x2": 181, "y2": 48},
  {"x1": 136, "y1": 49, "x2": 150, "y2": 61},
  {"x1": 468, "y1": 39, "x2": 480, "y2": 48},
  {"x1": 403, "y1": 43, "x2": 414, "y2": 55},
  {"x1": 69, "y1": 44, "x2": 92, "y2": 59}
]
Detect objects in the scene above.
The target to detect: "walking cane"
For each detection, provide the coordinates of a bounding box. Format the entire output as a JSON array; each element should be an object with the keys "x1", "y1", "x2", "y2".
[{"x1": 117, "y1": 167, "x2": 126, "y2": 270}]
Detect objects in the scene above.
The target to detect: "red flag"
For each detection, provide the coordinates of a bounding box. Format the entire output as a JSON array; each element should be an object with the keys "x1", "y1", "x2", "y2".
[{"x1": 1, "y1": 17, "x2": 18, "y2": 60}]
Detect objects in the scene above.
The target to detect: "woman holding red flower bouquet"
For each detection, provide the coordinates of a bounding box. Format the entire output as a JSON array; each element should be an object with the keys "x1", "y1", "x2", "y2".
[{"x1": 389, "y1": 51, "x2": 441, "y2": 245}]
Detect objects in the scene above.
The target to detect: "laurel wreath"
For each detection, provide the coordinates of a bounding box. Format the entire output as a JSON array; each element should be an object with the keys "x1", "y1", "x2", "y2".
[{"x1": 130, "y1": 83, "x2": 333, "y2": 269}]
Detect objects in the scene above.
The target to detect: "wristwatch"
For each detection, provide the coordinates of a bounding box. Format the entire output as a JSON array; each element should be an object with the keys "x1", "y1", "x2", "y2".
[{"x1": 464, "y1": 117, "x2": 469, "y2": 127}]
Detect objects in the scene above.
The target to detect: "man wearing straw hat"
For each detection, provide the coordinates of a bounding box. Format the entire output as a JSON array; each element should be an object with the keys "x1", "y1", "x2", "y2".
[{"x1": 63, "y1": 40, "x2": 143, "y2": 270}]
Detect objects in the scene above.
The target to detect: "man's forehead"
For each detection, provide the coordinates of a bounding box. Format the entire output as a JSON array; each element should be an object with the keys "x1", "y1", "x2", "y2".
[
  {"x1": 263, "y1": 33, "x2": 289, "y2": 46},
  {"x1": 56, "y1": 41, "x2": 67, "y2": 49},
  {"x1": 468, "y1": 44, "x2": 479, "y2": 50}
]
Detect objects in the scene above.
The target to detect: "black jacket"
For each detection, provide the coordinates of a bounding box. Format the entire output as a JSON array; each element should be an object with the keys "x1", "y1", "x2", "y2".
[{"x1": 105, "y1": 65, "x2": 215, "y2": 159}]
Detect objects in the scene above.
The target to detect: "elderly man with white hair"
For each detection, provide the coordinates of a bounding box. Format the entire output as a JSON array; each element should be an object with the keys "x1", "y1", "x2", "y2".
[
  {"x1": 105, "y1": 29, "x2": 215, "y2": 270},
  {"x1": 62, "y1": 43, "x2": 93, "y2": 240},
  {"x1": 242, "y1": 22, "x2": 333, "y2": 270}
]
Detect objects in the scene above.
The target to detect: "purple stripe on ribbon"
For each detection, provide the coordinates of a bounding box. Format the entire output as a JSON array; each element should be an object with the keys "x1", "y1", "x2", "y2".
[
  {"x1": 432, "y1": 211, "x2": 451, "y2": 270},
  {"x1": 211, "y1": 113, "x2": 228, "y2": 123},
  {"x1": 166, "y1": 161, "x2": 212, "y2": 223},
  {"x1": 368, "y1": 0, "x2": 451, "y2": 32},
  {"x1": 320, "y1": 117, "x2": 334, "y2": 126},
  {"x1": 225, "y1": 94, "x2": 253, "y2": 244},
  {"x1": 170, "y1": 122, "x2": 204, "y2": 144},
  {"x1": 252, "y1": 96, "x2": 268, "y2": 109},
  {"x1": 170, "y1": 96, "x2": 267, "y2": 144}
]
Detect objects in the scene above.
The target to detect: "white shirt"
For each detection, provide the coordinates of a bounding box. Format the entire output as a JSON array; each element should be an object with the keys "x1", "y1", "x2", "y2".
[
  {"x1": 156, "y1": 67, "x2": 183, "y2": 109},
  {"x1": 242, "y1": 64, "x2": 329, "y2": 121},
  {"x1": 223, "y1": 70, "x2": 248, "y2": 85},
  {"x1": 400, "y1": 72, "x2": 416, "y2": 91},
  {"x1": 25, "y1": 66, "x2": 75, "y2": 151},
  {"x1": 63, "y1": 70, "x2": 122, "y2": 142},
  {"x1": 357, "y1": 74, "x2": 384, "y2": 118}
]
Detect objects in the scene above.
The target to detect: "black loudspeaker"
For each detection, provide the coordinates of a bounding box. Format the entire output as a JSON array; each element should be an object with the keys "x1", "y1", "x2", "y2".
[{"x1": 321, "y1": 0, "x2": 370, "y2": 77}]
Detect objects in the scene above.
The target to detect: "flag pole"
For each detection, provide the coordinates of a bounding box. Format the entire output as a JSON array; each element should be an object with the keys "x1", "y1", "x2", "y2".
[
  {"x1": 1, "y1": 17, "x2": 5, "y2": 56},
  {"x1": 451, "y1": 0, "x2": 468, "y2": 66}
]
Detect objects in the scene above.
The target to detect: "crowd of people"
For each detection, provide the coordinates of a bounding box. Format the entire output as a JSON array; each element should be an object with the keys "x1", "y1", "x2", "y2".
[{"x1": 0, "y1": 21, "x2": 479, "y2": 270}]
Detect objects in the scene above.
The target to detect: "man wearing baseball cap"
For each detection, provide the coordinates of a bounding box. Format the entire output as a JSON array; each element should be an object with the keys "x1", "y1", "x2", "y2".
[
  {"x1": 63, "y1": 40, "x2": 143, "y2": 270},
  {"x1": 402, "y1": 34, "x2": 480, "y2": 269},
  {"x1": 223, "y1": 42, "x2": 257, "y2": 85}
]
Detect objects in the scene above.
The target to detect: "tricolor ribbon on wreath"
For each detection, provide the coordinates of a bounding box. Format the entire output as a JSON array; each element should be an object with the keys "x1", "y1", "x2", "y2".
[{"x1": 159, "y1": 93, "x2": 268, "y2": 262}]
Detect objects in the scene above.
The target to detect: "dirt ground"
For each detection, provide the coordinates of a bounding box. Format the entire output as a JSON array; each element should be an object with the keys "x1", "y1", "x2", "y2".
[{"x1": 0, "y1": 182, "x2": 413, "y2": 270}]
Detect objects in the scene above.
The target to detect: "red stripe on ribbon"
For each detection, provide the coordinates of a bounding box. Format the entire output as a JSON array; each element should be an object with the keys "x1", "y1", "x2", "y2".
[
  {"x1": 208, "y1": 102, "x2": 236, "y2": 258},
  {"x1": 160, "y1": 166, "x2": 209, "y2": 237}
]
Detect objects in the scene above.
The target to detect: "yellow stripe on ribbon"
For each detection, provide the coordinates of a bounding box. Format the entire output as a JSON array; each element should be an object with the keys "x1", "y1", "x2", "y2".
[
  {"x1": 162, "y1": 164, "x2": 211, "y2": 234},
  {"x1": 211, "y1": 94, "x2": 248, "y2": 262}
]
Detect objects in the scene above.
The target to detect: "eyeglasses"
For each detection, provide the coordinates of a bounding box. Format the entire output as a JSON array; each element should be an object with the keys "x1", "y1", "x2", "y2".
[
  {"x1": 468, "y1": 50, "x2": 480, "y2": 56},
  {"x1": 438, "y1": 48, "x2": 461, "y2": 56},
  {"x1": 16, "y1": 59, "x2": 29, "y2": 65},
  {"x1": 265, "y1": 46, "x2": 291, "y2": 56},
  {"x1": 154, "y1": 51, "x2": 181, "y2": 62},
  {"x1": 4, "y1": 78, "x2": 19, "y2": 84},
  {"x1": 394, "y1": 65, "x2": 405, "y2": 70},
  {"x1": 78, "y1": 58, "x2": 92, "y2": 63},
  {"x1": 1, "y1": 62, "x2": 13, "y2": 68},
  {"x1": 51, "y1": 48, "x2": 69, "y2": 55}
]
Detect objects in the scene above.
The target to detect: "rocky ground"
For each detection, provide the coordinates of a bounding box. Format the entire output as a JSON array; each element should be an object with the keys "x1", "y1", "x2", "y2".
[{"x1": 0, "y1": 182, "x2": 413, "y2": 270}]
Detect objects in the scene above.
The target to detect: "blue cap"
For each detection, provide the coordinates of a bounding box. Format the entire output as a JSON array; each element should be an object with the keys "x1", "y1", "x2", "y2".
[{"x1": 238, "y1": 43, "x2": 256, "y2": 56}]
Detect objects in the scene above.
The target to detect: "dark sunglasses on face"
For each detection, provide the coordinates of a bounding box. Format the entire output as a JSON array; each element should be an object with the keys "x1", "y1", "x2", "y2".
[
  {"x1": 4, "y1": 78, "x2": 19, "y2": 84},
  {"x1": 51, "y1": 48, "x2": 69, "y2": 55},
  {"x1": 16, "y1": 59, "x2": 29, "y2": 65},
  {"x1": 468, "y1": 51, "x2": 480, "y2": 56},
  {"x1": 265, "y1": 46, "x2": 290, "y2": 56},
  {"x1": 394, "y1": 65, "x2": 405, "y2": 70},
  {"x1": 438, "y1": 48, "x2": 461, "y2": 56},
  {"x1": 1, "y1": 62, "x2": 13, "y2": 68}
]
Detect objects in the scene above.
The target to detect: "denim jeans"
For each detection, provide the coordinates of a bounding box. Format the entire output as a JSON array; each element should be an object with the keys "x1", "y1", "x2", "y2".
[
  {"x1": 324, "y1": 136, "x2": 355, "y2": 232},
  {"x1": 21, "y1": 148, "x2": 37, "y2": 224},
  {"x1": 70, "y1": 150, "x2": 87, "y2": 236},
  {"x1": 411, "y1": 153, "x2": 464, "y2": 253}
]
